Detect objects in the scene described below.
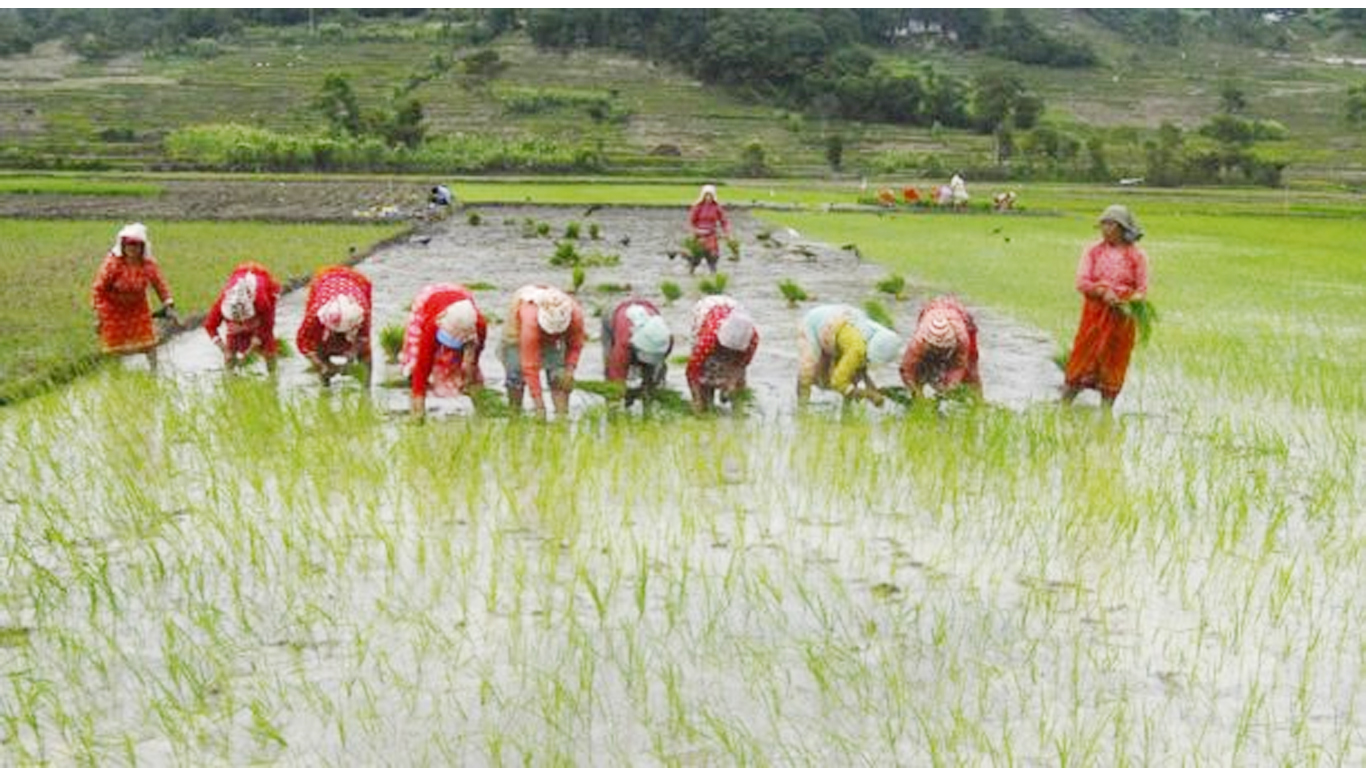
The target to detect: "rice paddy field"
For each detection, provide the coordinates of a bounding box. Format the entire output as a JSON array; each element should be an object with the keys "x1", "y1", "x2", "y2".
[{"x1": 1, "y1": 181, "x2": 1364, "y2": 764}]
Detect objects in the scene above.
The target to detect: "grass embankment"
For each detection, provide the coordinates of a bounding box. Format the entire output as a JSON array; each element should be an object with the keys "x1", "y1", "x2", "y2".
[{"x1": 0, "y1": 219, "x2": 405, "y2": 403}]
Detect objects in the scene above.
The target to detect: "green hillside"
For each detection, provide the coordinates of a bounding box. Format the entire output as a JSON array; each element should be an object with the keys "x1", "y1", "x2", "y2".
[{"x1": 1, "y1": 10, "x2": 1365, "y2": 186}]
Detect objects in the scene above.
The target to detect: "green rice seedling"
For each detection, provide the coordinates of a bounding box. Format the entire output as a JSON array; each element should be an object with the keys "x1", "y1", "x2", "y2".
[
  {"x1": 875, "y1": 273, "x2": 907, "y2": 300},
  {"x1": 1120, "y1": 298, "x2": 1158, "y2": 345},
  {"x1": 564, "y1": 221, "x2": 581, "y2": 240},
  {"x1": 536, "y1": 221, "x2": 552, "y2": 238},
  {"x1": 659, "y1": 280, "x2": 682, "y2": 305},
  {"x1": 593, "y1": 283, "x2": 631, "y2": 294},
  {"x1": 726, "y1": 237, "x2": 741, "y2": 261},
  {"x1": 379, "y1": 324, "x2": 405, "y2": 364},
  {"x1": 571, "y1": 266, "x2": 586, "y2": 293},
  {"x1": 551, "y1": 241, "x2": 580, "y2": 267},
  {"x1": 466, "y1": 281, "x2": 498, "y2": 291},
  {"x1": 588, "y1": 223, "x2": 601, "y2": 240},
  {"x1": 862, "y1": 298, "x2": 896, "y2": 331},
  {"x1": 778, "y1": 278, "x2": 808, "y2": 307},
  {"x1": 467, "y1": 211, "x2": 482, "y2": 226},
  {"x1": 683, "y1": 236, "x2": 710, "y2": 264},
  {"x1": 699, "y1": 272, "x2": 729, "y2": 295}
]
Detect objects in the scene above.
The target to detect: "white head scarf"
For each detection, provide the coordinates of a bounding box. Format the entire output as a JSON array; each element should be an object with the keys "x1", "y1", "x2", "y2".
[
  {"x1": 114, "y1": 223, "x2": 150, "y2": 258},
  {"x1": 437, "y1": 299, "x2": 478, "y2": 342},
  {"x1": 223, "y1": 272, "x2": 258, "y2": 322},
  {"x1": 717, "y1": 311, "x2": 756, "y2": 352},
  {"x1": 695, "y1": 184, "x2": 719, "y2": 206},
  {"x1": 319, "y1": 295, "x2": 364, "y2": 334},
  {"x1": 866, "y1": 326, "x2": 904, "y2": 365},
  {"x1": 532, "y1": 288, "x2": 574, "y2": 335}
]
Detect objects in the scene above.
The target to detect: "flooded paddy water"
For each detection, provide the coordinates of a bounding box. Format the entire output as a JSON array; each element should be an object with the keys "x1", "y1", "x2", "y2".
[{"x1": 2, "y1": 204, "x2": 1364, "y2": 764}]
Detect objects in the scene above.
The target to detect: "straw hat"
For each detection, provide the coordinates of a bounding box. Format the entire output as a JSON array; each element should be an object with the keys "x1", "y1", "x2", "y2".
[
  {"x1": 318, "y1": 295, "x2": 363, "y2": 334},
  {"x1": 1099, "y1": 204, "x2": 1143, "y2": 242}
]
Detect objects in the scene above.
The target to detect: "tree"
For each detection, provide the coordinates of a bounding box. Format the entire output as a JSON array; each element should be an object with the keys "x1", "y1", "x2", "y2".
[
  {"x1": 825, "y1": 134, "x2": 844, "y2": 170},
  {"x1": 315, "y1": 73, "x2": 363, "y2": 137},
  {"x1": 1346, "y1": 83, "x2": 1366, "y2": 128},
  {"x1": 1219, "y1": 80, "x2": 1247, "y2": 114}
]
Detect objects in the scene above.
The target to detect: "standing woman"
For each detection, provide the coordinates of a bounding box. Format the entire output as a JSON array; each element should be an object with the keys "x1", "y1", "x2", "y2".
[
  {"x1": 400, "y1": 283, "x2": 487, "y2": 418},
  {"x1": 1063, "y1": 204, "x2": 1150, "y2": 407},
  {"x1": 687, "y1": 184, "x2": 732, "y2": 275},
  {"x1": 203, "y1": 262, "x2": 282, "y2": 374},
  {"x1": 296, "y1": 265, "x2": 373, "y2": 387},
  {"x1": 91, "y1": 222, "x2": 178, "y2": 372}
]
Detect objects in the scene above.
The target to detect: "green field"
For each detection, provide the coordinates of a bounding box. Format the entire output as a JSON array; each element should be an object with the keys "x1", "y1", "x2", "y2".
[
  {"x1": 0, "y1": 219, "x2": 405, "y2": 404},
  {"x1": 1, "y1": 181, "x2": 1364, "y2": 762}
]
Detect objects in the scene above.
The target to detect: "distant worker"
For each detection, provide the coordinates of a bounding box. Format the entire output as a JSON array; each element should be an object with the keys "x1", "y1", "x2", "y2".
[
  {"x1": 686, "y1": 295, "x2": 758, "y2": 414},
  {"x1": 602, "y1": 298, "x2": 672, "y2": 408},
  {"x1": 900, "y1": 295, "x2": 981, "y2": 400},
  {"x1": 950, "y1": 173, "x2": 970, "y2": 210},
  {"x1": 877, "y1": 188, "x2": 897, "y2": 207},
  {"x1": 401, "y1": 283, "x2": 487, "y2": 418},
  {"x1": 203, "y1": 261, "x2": 282, "y2": 374},
  {"x1": 1062, "y1": 205, "x2": 1150, "y2": 408},
  {"x1": 797, "y1": 304, "x2": 903, "y2": 407},
  {"x1": 429, "y1": 184, "x2": 453, "y2": 207},
  {"x1": 687, "y1": 184, "x2": 732, "y2": 275},
  {"x1": 501, "y1": 285, "x2": 585, "y2": 419},
  {"x1": 992, "y1": 191, "x2": 1018, "y2": 211},
  {"x1": 903, "y1": 187, "x2": 921, "y2": 204},
  {"x1": 296, "y1": 265, "x2": 373, "y2": 387},
  {"x1": 91, "y1": 222, "x2": 177, "y2": 372}
]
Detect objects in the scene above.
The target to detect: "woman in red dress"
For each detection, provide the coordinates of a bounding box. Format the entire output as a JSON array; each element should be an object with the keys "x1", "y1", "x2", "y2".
[
  {"x1": 91, "y1": 223, "x2": 177, "y2": 372},
  {"x1": 900, "y1": 295, "x2": 981, "y2": 400},
  {"x1": 686, "y1": 295, "x2": 758, "y2": 414},
  {"x1": 296, "y1": 266, "x2": 373, "y2": 387},
  {"x1": 203, "y1": 262, "x2": 282, "y2": 373},
  {"x1": 1063, "y1": 205, "x2": 1150, "y2": 407},
  {"x1": 687, "y1": 184, "x2": 732, "y2": 275},
  {"x1": 399, "y1": 283, "x2": 487, "y2": 418}
]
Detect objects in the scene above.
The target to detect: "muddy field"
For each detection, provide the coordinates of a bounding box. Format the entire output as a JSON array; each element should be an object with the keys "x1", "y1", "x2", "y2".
[{"x1": 129, "y1": 194, "x2": 1065, "y2": 418}]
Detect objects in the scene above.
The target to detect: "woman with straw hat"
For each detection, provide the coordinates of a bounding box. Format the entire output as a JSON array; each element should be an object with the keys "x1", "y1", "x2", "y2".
[
  {"x1": 900, "y1": 295, "x2": 981, "y2": 400},
  {"x1": 602, "y1": 298, "x2": 673, "y2": 408},
  {"x1": 296, "y1": 265, "x2": 373, "y2": 387},
  {"x1": 91, "y1": 222, "x2": 178, "y2": 372},
  {"x1": 501, "y1": 284, "x2": 585, "y2": 419},
  {"x1": 400, "y1": 283, "x2": 487, "y2": 418},
  {"x1": 687, "y1": 295, "x2": 759, "y2": 414},
  {"x1": 1062, "y1": 204, "x2": 1150, "y2": 407},
  {"x1": 203, "y1": 262, "x2": 282, "y2": 374}
]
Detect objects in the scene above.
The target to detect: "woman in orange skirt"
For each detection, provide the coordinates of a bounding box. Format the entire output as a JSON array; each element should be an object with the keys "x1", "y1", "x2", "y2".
[
  {"x1": 1063, "y1": 205, "x2": 1150, "y2": 407},
  {"x1": 91, "y1": 223, "x2": 177, "y2": 372}
]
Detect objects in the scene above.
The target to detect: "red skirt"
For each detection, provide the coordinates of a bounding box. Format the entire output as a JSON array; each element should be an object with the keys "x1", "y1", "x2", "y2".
[{"x1": 1065, "y1": 297, "x2": 1137, "y2": 399}]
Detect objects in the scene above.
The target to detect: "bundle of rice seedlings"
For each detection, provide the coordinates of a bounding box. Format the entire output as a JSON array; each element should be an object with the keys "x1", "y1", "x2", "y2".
[
  {"x1": 550, "y1": 241, "x2": 580, "y2": 267},
  {"x1": 699, "y1": 273, "x2": 729, "y2": 295},
  {"x1": 1120, "y1": 298, "x2": 1159, "y2": 345},
  {"x1": 660, "y1": 280, "x2": 683, "y2": 305},
  {"x1": 726, "y1": 238, "x2": 742, "y2": 261},
  {"x1": 571, "y1": 266, "x2": 586, "y2": 293},
  {"x1": 379, "y1": 324, "x2": 405, "y2": 364},
  {"x1": 683, "y1": 236, "x2": 710, "y2": 264},
  {"x1": 564, "y1": 221, "x2": 581, "y2": 240},
  {"x1": 862, "y1": 299, "x2": 897, "y2": 332},
  {"x1": 876, "y1": 273, "x2": 907, "y2": 300},
  {"x1": 467, "y1": 211, "x2": 482, "y2": 226},
  {"x1": 778, "y1": 279, "x2": 808, "y2": 307}
]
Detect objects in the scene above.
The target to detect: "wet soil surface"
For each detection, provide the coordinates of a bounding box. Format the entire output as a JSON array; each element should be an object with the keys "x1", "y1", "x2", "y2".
[{"x1": 149, "y1": 201, "x2": 1064, "y2": 418}]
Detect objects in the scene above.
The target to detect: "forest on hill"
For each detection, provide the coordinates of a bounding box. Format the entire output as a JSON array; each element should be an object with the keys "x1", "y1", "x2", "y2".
[{"x1": 2, "y1": 8, "x2": 1366, "y2": 187}]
